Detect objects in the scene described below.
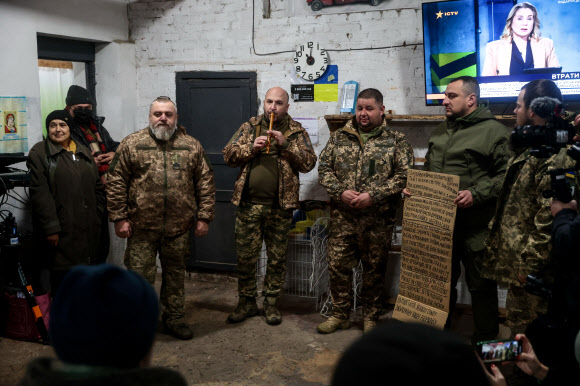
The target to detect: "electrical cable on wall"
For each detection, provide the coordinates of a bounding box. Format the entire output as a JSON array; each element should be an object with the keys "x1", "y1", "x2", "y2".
[{"x1": 252, "y1": 0, "x2": 423, "y2": 56}]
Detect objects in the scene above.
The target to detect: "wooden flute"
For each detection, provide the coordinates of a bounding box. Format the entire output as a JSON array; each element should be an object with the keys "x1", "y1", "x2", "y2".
[{"x1": 267, "y1": 112, "x2": 274, "y2": 154}]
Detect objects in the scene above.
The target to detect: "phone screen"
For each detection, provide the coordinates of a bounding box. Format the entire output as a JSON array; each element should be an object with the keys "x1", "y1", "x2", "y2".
[{"x1": 477, "y1": 339, "x2": 522, "y2": 363}]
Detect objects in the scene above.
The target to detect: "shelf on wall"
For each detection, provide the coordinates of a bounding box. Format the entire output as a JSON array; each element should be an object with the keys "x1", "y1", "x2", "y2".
[{"x1": 324, "y1": 114, "x2": 516, "y2": 132}]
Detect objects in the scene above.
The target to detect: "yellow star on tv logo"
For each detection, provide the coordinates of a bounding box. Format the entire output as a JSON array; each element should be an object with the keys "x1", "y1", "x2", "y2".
[{"x1": 436, "y1": 10, "x2": 443, "y2": 19}]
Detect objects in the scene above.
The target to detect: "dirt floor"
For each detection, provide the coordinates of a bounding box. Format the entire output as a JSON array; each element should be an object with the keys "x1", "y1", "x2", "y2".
[{"x1": 0, "y1": 274, "x2": 485, "y2": 385}]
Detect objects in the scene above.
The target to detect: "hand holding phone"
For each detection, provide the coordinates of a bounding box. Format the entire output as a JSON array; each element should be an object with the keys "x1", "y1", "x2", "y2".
[
  {"x1": 476, "y1": 339, "x2": 522, "y2": 363},
  {"x1": 514, "y1": 334, "x2": 549, "y2": 380}
]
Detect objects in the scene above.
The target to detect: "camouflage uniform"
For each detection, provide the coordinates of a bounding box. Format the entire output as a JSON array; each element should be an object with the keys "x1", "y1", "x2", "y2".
[
  {"x1": 107, "y1": 126, "x2": 215, "y2": 323},
  {"x1": 223, "y1": 114, "x2": 317, "y2": 298},
  {"x1": 318, "y1": 116, "x2": 414, "y2": 320},
  {"x1": 483, "y1": 147, "x2": 576, "y2": 336},
  {"x1": 234, "y1": 203, "x2": 293, "y2": 297},
  {"x1": 424, "y1": 105, "x2": 510, "y2": 341}
]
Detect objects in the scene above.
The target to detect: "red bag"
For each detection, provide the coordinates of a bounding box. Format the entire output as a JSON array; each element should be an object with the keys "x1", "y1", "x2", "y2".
[{"x1": 2, "y1": 292, "x2": 51, "y2": 341}]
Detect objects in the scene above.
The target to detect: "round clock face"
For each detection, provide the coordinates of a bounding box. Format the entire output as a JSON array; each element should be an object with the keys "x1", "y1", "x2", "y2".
[{"x1": 294, "y1": 42, "x2": 329, "y2": 81}]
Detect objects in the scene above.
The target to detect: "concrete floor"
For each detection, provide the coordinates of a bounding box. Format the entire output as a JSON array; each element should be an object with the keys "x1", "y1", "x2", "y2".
[{"x1": 0, "y1": 274, "x2": 484, "y2": 386}]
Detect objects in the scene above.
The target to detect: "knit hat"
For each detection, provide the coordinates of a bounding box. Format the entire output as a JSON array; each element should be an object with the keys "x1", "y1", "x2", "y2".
[
  {"x1": 50, "y1": 264, "x2": 159, "y2": 368},
  {"x1": 45, "y1": 110, "x2": 71, "y2": 131},
  {"x1": 66, "y1": 85, "x2": 94, "y2": 106},
  {"x1": 332, "y1": 322, "x2": 489, "y2": 386}
]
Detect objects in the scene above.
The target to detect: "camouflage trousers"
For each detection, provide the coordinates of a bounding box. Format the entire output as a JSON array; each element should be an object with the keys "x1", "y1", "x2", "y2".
[
  {"x1": 327, "y1": 208, "x2": 393, "y2": 321},
  {"x1": 235, "y1": 202, "x2": 293, "y2": 298},
  {"x1": 124, "y1": 229, "x2": 189, "y2": 323},
  {"x1": 506, "y1": 284, "x2": 548, "y2": 337}
]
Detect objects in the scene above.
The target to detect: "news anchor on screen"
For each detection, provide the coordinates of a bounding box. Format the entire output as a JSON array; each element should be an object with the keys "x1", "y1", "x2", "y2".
[{"x1": 481, "y1": 2, "x2": 559, "y2": 76}]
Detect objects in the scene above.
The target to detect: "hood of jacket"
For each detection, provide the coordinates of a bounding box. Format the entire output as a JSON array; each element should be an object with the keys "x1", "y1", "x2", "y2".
[{"x1": 448, "y1": 105, "x2": 497, "y2": 129}]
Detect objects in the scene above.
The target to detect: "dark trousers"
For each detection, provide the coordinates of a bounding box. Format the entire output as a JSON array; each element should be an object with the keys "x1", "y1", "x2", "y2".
[
  {"x1": 95, "y1": 210, "x2": 110, "y2": 264},
  {"x1": 447, "y1": 242, "x2": 499, "y2": 343}
]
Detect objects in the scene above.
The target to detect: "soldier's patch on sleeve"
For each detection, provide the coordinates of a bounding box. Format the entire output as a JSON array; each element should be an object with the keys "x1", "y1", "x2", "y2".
[
  {"x1": 302, "y1": 134, "x2": 312, "y2": 150},
  {"x1": 227, "y1": 126, "x2": 245, "y2": 146},
  {"x1": 108, "y1": 152, "x2": 121, "y2": 173},
  {"x1": 203, "y1": 154, "x2": 213, "y2": 172}
]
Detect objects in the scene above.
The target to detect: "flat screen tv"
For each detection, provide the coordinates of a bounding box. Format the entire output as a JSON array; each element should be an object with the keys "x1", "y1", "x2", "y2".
[{"x1": 422, "y1": 0, "x2": 580, "y2": 105}]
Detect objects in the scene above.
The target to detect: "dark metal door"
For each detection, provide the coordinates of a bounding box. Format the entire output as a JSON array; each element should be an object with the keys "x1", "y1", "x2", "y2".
[{"x1": 176, "y1": 72, "x2": 257, "y2": 271}]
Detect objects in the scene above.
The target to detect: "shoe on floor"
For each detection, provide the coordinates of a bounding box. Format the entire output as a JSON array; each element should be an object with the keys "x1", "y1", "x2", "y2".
[
  {"x1": 317, "y1": 316, "x2": 351, "y2": 334},
  {"x1": 164, "y1": 321, "x2": 193, "y2": 340},
  {"x1": 227, "y1": 296, "x2": 258, "y2": 323},
  {"x1": 363, "y1": 319, "x2": 377, "y2": 333},
  {"x1": 263, "y1": 296, "x2": 281, "y2": 325}
]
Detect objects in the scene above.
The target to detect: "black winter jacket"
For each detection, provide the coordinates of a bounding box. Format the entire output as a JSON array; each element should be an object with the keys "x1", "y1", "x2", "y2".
[{"x1": 27, "y1": 139, "x2": 105, "y2": 269}]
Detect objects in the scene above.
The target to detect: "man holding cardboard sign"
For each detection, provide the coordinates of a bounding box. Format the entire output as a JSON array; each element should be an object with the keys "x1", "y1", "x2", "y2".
[
  {"x1": 404, "y1": 76, "x2": 510, "y2": 343},
  {"x1": 318, "y1": 88, "x2": 414, "y2": 333}
]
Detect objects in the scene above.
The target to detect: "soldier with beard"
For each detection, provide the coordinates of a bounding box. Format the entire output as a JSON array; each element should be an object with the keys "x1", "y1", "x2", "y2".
[
  {"x1": 483, "y1": 79, "x2": 577, "y2": 338},
  {"x1": 107, "y1": 96, "x2": 215, "y2": 340},
  {"x1": 404, "y1": 76, "x2": 510, "y2": 344},
  {"x1": 65, "y1": 85, "x2": 120, "y2": 263}
]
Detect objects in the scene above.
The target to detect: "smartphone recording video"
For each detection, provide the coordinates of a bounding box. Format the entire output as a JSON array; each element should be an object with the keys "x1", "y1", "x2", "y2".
[{"x1": 476, "y1": 339, "x2": 522, "y2": 363}]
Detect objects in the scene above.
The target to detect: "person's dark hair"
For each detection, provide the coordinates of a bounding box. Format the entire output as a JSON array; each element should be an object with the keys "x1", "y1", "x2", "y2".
[
  {"x1": 357, "y1": 88, "x2": 383, "y2": 106},
  {"x1": 332, "y1": 322, "x2": 489, "y2": 386},
  {"x1": 521, "y1": 79, "x2": 562, "y2": 109},
  {"x1": 450, "y1": 76, "x2": 480, "y2": 104}
]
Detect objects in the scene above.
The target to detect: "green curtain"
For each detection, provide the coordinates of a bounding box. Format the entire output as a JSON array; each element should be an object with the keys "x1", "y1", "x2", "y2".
[{"x1": 38, "y1": 66, "x2": 75, "y2": 137}]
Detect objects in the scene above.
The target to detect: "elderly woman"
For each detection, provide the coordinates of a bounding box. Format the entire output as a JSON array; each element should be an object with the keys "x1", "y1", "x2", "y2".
[
  {"x1": 482, "y1": 2, "x2": 559, "y2": 76},
  {"x1": 27, "y1": 110, "x2": 105, "y2": 294}
]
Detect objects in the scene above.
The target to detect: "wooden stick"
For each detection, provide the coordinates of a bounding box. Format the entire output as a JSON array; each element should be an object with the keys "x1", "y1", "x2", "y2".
[{"x1": 267, "y1": 112, "x2": 274, "y2": 154}]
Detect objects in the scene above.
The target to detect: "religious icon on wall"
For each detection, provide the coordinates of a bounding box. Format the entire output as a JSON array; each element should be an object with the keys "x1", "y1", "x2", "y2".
[{"x1": 4, "y1": 112, "x2": 17, "y2": 134}]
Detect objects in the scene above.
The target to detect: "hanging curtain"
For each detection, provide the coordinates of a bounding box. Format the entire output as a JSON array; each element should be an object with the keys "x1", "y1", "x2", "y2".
[{"x1": 38, "y1": 60, "x2": 76, "y2": 137}]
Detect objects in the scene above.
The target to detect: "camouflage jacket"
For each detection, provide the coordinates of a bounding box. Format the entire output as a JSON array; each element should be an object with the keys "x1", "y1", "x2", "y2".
[
  {"x1": 424, "y1": 105, "x2": 511, "y2": 251},
  {"x1": 222, "y1": 114, "x2": 317, "y2": 210},
  {"x1": 483, "y1": 147, "x2": 576, "y2": 286},
  {"x1": 107, "y1": 126, "x2": 215, "y2": 237},
  {"x1": 318, "y1": 116, "x2": 414, "y2": 215}
]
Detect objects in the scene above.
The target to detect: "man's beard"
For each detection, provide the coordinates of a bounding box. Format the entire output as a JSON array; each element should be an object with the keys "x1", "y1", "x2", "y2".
[{"x1": 150, "y1": 123, "x2": 176, "y2": 141}]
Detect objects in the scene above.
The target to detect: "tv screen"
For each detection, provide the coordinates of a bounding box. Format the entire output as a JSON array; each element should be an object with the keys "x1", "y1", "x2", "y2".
[{"x1": 422, "y1": 0, "x2": 580, "y2": 105}]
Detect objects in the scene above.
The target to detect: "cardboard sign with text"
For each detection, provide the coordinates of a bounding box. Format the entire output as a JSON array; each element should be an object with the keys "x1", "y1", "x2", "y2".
[
  {"x1": 393, "y1": 169, "x2": 460, "y2": 327},
  {"x1": 393, "y1": 295, "x2": 449, "y2": 327}
]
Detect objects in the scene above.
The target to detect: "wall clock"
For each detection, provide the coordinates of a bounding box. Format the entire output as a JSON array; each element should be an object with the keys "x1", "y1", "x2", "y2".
[{"x1": 294, "y1": 42, "x2": 329, "y2": 81}]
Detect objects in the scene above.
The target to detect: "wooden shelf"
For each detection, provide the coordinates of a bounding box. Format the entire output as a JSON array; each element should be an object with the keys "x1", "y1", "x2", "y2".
[
  {"x1": 324, "y1": 114, "x2": 516, "y2": 132},
  {"x1": 324, "y1": 114, "x2": 352, "y2": 132}
]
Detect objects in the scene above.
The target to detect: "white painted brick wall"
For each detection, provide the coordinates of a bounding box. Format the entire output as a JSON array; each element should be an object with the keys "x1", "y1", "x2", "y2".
[{"x1": 127, "y1": 0, "x2": 444, "y2": 200}]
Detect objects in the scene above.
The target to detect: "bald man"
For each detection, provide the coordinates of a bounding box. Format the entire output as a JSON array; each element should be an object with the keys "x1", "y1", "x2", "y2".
[{"x1": 223, "y1": 87, "x2": 317, "y2": 325}]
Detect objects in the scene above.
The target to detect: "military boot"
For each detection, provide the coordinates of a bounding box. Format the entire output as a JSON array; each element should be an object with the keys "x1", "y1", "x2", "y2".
[
  {"x1": 164, "y1": 320, "x2": 193, "y2": 340},
  {"x1": 263, "y1": 296, "x2": 282, "y2": 325},
  {"x1": 317, "y1": 316, "x2": 351, "y2": 334},
  {"x1": 227, "y1": 296, "x2": 258, "y2": 323},
  {"x1": 363, "y1": 319, "x2": 377, "y2": 334}
]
